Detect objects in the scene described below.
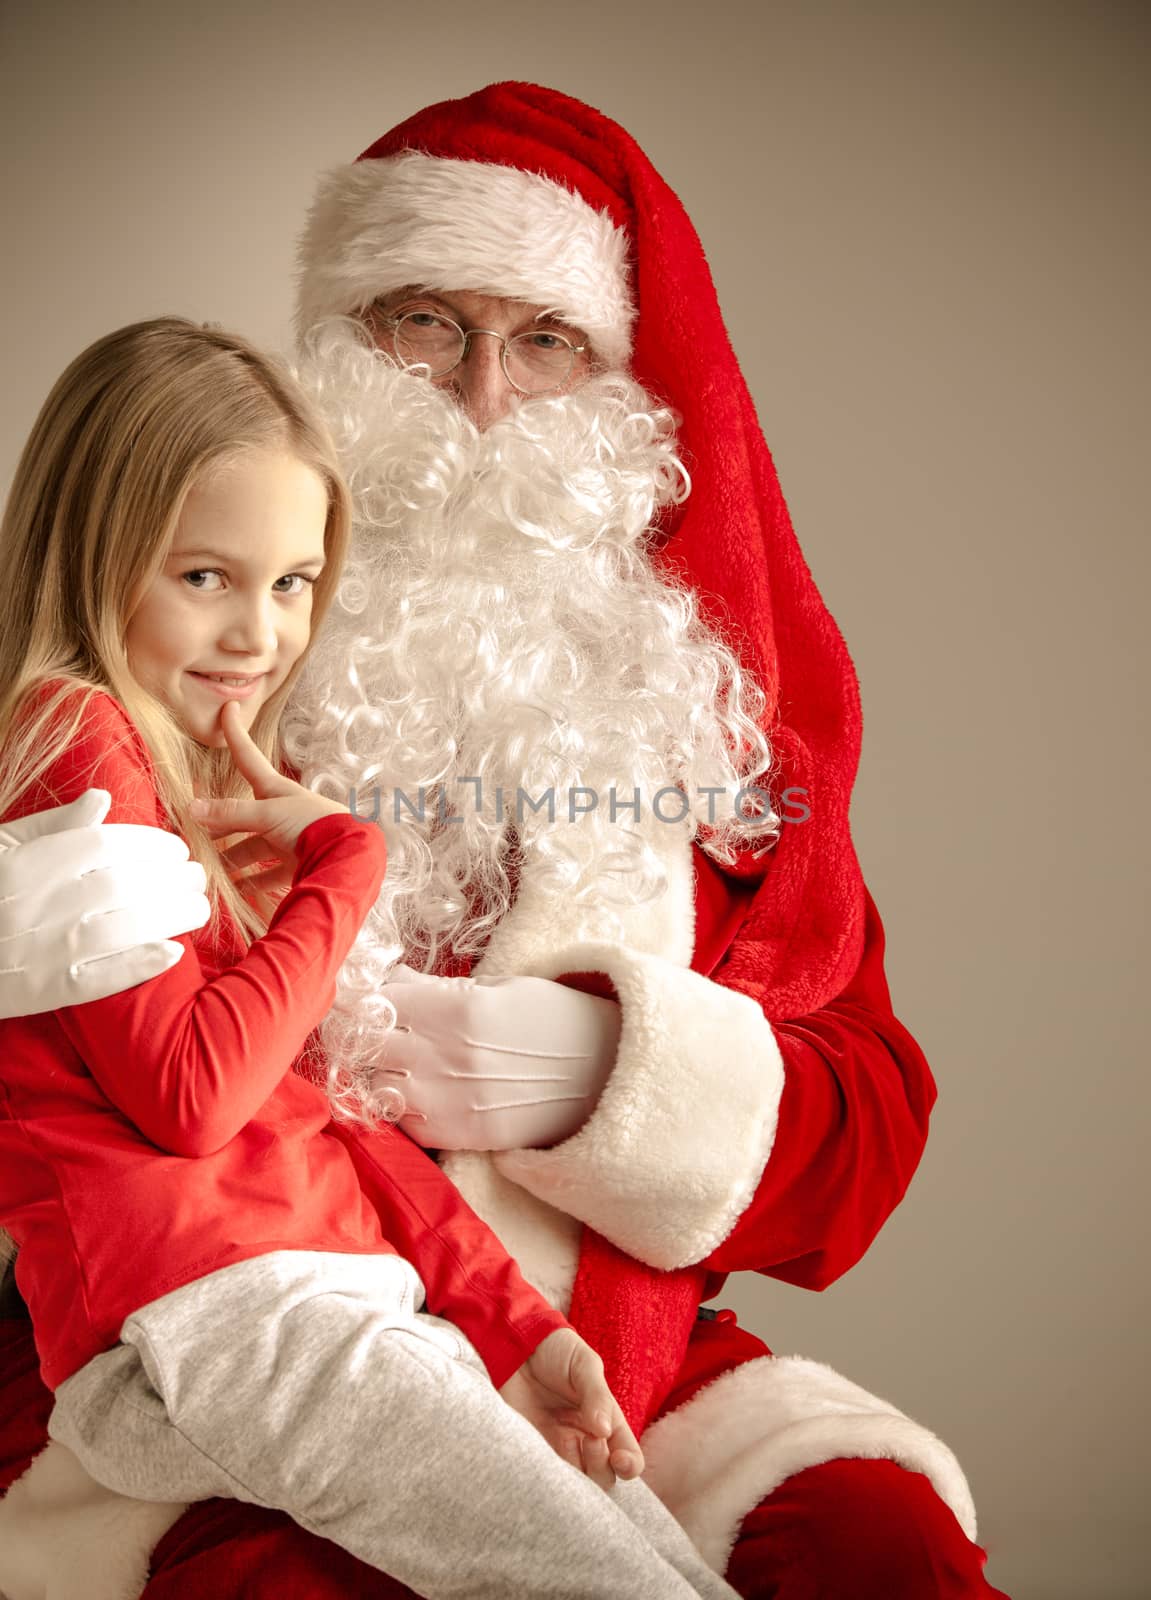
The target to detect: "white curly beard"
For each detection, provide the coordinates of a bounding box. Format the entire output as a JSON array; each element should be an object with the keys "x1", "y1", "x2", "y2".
[{"x1": 284, "y1": 320, "x2": 773, "y2": 1116}]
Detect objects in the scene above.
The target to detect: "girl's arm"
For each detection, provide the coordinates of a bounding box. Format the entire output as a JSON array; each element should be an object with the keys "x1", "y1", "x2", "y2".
[
  {"x1": 15, "y1": 690, "x2": 387, "y2": 1156},
  {"x1": 330, "y1": 1119, "x2": 569, "y2": 1386}
]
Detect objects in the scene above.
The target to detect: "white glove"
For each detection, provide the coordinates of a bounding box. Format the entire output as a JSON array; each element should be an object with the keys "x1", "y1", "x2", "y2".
[
  {"x1": 373, "y1": 968, "x2": 622, "y2": 1151},
  {"x1": 0, "y1": 789, "x2": 210, "y2": 1019}
]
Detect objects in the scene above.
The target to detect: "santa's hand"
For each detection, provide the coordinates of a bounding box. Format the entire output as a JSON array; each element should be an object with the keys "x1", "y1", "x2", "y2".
[
  {"x1": 0, "y1": 790, "x2": 210, "y2": 1018},
  {"x1": 498, "y1": 1327, "x2": 643, "y2": 1492},
  {"x1": 373, "y1": 968, "x2": 621, "y2": 1150}
]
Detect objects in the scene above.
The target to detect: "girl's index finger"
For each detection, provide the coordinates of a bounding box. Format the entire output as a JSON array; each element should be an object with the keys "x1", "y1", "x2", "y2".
[{"x1": 217, "y1": 702, "x2": 288, "y2": 799}]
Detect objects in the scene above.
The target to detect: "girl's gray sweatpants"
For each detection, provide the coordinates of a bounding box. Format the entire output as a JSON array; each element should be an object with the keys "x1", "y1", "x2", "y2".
[{"x1": 48, "y1": 1250, "x2": 739, "y2": 1600}]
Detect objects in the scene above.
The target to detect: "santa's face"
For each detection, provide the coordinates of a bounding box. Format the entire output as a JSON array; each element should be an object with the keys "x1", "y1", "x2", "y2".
[{"x1": 360, "y1": 288, "x2": 596, "y2": 430}]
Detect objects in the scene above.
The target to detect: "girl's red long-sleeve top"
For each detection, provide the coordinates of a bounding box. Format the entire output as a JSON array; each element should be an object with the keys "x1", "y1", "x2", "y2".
[{"x1": 0, "y1": 689, "x2": 566, "y2": 1391}]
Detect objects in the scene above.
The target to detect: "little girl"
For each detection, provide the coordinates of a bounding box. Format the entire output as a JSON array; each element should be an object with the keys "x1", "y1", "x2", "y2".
[{"x1": 0, "y1": 319, "x2": 736, "y2": 1600}]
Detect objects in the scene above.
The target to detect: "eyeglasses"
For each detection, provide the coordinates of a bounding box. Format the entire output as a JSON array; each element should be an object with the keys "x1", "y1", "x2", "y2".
[{"x1": 386, "y1": 309, "x2": 589, "y2": 395}]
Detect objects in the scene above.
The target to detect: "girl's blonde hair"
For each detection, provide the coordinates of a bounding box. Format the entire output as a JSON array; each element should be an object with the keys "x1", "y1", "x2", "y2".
[{"x1": 0, "y1": 316, "x2": 351, "y2": 945}]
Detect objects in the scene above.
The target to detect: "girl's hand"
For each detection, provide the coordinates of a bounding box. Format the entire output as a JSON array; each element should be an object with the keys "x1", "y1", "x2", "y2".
[
  {"x1": 219, "y1": 830, "x2": 296, "y2": 913},
  {"x1": 498, "y1": 1328, "x2": 644, "y2": 1492},
  {"x1": 189, "y1": 701, "x2": 347, "y2": 860}
]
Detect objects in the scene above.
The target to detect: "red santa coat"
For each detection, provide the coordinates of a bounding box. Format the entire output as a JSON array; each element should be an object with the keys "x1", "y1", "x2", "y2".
[
  {"x1": 315, "y1": 85, "x2": 978, "y2": 1567},
  {"x1": 441, "y1": 807, "x2": 975, "y2": 1576}
]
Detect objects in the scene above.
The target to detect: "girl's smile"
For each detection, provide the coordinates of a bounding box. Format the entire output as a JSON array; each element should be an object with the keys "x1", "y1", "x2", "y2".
[{"x1": 187, "y1": 671, "x2": 268, "y2": 700}]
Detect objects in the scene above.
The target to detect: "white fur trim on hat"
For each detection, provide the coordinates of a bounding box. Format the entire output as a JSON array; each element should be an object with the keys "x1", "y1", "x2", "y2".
[{"x1": 296, "y1": 152, "x2": 635, "y2": 366}]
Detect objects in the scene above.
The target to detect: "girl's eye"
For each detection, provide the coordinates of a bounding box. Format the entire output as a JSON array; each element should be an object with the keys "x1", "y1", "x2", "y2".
[
  {"x1": 272, "y1": 574, "x2": 316, "y2": 596},
  {"x1": 182, "y1": 570, "x2": 223, "y2": 591}
]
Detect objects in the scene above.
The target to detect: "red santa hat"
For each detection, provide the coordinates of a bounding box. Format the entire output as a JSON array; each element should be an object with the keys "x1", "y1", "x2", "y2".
[{"x1": 297, "y1": 82, "x2": 867, "y2": 1018}]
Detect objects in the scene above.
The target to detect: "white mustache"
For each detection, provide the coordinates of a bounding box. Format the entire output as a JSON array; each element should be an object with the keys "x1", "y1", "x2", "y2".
[{"x1": 296, "y1": 319, "x2": 688, "y2": 551}]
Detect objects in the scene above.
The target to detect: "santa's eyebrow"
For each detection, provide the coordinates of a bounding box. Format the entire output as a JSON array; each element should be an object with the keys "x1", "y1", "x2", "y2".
[
  {"x1": 530, "y1": 307, "x2": 588, "y2": 336},
  {"x1": 377, "y1": 288, "x2": 589, "y2": 346}
]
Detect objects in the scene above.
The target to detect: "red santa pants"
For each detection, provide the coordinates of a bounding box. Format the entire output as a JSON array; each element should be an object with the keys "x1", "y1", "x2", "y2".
[{"x1": 1, "y1": 1315, "x2": 1011, "y2": 1598}]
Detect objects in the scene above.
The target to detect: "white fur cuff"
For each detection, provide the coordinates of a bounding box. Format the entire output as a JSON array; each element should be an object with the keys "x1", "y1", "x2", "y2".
[{"x1": 494, "y1": 946, "x2": 783, "y2": 1269}]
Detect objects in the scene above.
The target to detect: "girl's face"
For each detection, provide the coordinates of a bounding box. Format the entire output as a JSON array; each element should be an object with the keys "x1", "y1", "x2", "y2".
[{"x1": 125, "y1": 448, "x2": 329, "y2": 749}]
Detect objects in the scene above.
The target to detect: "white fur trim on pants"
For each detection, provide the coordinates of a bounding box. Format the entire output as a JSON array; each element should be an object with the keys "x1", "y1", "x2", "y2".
[
  {"x1": 642, "y1": 1355, "x2": 978, "y2": 1575},
  {"x1": 494, "y1": 943, "x2": 785, "y2": 1269},
  {"x1": 0, "y1": 1439, "x2": 184, "y2": 1600}
]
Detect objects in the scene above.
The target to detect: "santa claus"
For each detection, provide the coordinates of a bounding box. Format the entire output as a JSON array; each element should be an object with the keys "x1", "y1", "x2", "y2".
[{"x1": 0, "y1": 83, "x2": 1008, "y2": 1599}]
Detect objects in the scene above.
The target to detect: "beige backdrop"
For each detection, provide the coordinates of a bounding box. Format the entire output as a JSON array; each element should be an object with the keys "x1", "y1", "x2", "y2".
[{"x1": 1, "y1": 2, "x2": 1147, "y2": 1596}]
